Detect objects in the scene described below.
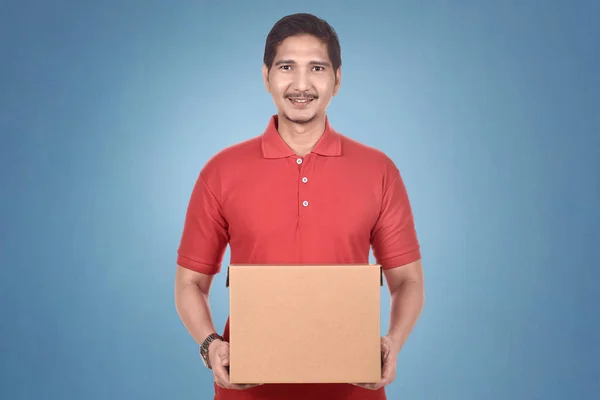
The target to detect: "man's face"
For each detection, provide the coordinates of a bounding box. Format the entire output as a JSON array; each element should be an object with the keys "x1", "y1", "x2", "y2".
[{"x1": 263, "y1": 34, "x2": 341, "y2": 125}]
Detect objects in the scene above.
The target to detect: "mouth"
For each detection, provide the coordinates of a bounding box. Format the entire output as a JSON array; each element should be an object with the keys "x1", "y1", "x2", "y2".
[{"x1": 287, "y1": 97, "x2": 316, "y2": 108}]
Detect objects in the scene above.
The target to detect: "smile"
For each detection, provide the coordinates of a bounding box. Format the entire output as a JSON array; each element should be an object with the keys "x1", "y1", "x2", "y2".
[{"x1": 288, "y1": 98, "x2": 314, "y2": 107}]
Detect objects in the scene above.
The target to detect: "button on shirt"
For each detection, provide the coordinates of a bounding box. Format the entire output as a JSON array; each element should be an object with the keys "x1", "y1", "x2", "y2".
[{"x1": 177, "y1": 115, "x2": 421, "y2": 400}]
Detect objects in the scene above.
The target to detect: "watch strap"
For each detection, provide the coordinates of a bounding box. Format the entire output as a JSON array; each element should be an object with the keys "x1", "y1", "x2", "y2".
[{"x1": 200, "y1": 332, "x2": 224, "y2": 369}]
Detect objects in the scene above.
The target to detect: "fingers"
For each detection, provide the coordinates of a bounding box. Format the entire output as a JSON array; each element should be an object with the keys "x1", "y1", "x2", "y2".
[
  {"x1": 218, "y1": 346, "x2": 229, "y2": 367},
  {"x1": 381, "y1": 337, "x2": 390, "y2": 352},
  {"x1": 214, "y1": 363, "x2": 258, "y2": 390},
  {"x1": 352, "y1": 379, "x2": 388, "y2": 391},
  {"x1": 237, "y1": 384, "x2": 263, "y2": 389},
  {"x1": 351, "y1": 341, "x2": 396, "y2": 391},
  {"x1": 351, "y1": 382, "x2": 378, "y2": 390},
  {"x1": 382, "y1": 356, "x2": 394, "y2": 380},
  {"x1": 351, "y1": 378, "x2": 390, "y2": 391},
  {"x1": 370, "y1": 356, "x2": 395, "y2": 390},
  {"x1": 212, "y1": 344, "x2": 262, "y2": 390},
  {"x1": 381, "y1": 336, "x2": 392, "y2": 362}
]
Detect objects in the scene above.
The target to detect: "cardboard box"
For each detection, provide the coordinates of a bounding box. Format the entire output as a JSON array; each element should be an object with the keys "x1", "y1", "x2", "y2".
[{"x1": 227, "y1": 264, "x2": 382, "y2": 384}]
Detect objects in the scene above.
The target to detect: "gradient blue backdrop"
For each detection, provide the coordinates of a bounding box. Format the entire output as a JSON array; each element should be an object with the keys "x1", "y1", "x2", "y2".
[{"x1": 1, "y1": 1, "x2": 598, "y2": 399}]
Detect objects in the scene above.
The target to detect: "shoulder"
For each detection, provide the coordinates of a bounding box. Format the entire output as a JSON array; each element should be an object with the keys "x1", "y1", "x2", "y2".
[
  {"x1": 198, "y1": 135, "x2": 262, "y2": 191},
  {"x1": 339, "y1": 134, "x2": 399, "y2": 177},
  {"x1": 201, "y1": 136, "x2": 261, "y2": 175}
]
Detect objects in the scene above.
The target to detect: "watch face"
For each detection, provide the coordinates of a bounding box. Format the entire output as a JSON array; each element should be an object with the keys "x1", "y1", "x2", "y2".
[
  {"x1": 201, "y1": 340, "x2": 215, "y2": 369},
  {"x1": 200, "y1": 345, "x2": 208, "y2": 365}
]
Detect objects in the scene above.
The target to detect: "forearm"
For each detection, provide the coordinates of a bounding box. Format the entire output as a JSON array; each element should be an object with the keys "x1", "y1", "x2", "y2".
[
  {"x1": 386, "y1": 279, "x2": 425, "y2": 355},
  {"x1": 175, "y1": 282, "x2": 219, "y2": 345}
]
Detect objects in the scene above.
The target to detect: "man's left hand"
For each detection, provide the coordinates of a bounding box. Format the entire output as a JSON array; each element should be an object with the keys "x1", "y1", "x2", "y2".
[{"x1": 352, "y1": 336, "x2": 398, "y2": 391}]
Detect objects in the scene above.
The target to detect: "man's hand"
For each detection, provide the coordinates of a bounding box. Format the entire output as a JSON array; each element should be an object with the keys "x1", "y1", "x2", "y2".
[
  {"x1": 209, "y1": 339, "x2": 262, "y2": 390},
  {"x1": 352, "y1": 336, "x2": 398, "y2": 391}
]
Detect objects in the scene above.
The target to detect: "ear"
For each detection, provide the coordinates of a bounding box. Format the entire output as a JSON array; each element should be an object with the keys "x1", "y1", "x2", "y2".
[
  {"x1": 333, "y1": 67, "x2": 342, "y2": 96},
  {"x1": 262, "y1": 64, "x2": 271, "y2": 93}
]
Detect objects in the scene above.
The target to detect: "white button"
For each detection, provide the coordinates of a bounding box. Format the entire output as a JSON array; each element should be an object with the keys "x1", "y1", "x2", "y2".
[
  {"x1": 302, "y1": 177, "x2": 308, "y2": 183},
  {"x1": 296, "y1": 158, "x2": 303, "y2": 165},
  {"x1": 302, "y1": 200, "x2": 309, "y2": 207}
]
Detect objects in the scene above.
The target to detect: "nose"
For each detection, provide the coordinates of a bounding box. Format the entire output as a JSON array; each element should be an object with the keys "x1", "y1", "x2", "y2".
[{"x1": 292, "y1": 69, "x2": 310, "y2": 92}]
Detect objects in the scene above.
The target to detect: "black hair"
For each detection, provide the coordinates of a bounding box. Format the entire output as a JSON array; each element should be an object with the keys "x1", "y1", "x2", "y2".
[{"x1": 263, "y1": 13, "x2": 341, "y2": 73}]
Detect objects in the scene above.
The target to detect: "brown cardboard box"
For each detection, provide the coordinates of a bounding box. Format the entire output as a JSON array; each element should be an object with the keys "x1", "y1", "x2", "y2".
[{"x1": 227, "y1": 264, "x2": 382, "y2": 384}]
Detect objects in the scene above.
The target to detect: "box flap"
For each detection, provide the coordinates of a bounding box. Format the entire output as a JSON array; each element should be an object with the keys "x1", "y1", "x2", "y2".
[{"x1": 227, "y1": 264, "x2": 382, "y2": 287}]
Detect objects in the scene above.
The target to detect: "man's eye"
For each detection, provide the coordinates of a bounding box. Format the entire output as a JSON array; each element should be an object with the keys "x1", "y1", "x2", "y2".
[
  {"x1": 280, "y1": 65, "x2": 291, "y2": 70},
  {"x1": 313, "y1": 66, "x2": 324, "y2": 71}
]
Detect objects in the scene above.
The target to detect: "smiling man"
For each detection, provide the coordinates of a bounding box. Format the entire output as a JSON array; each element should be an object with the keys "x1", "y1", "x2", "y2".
[{"x1": 175, "y1": 13, "x2": 424, "y2": 400}]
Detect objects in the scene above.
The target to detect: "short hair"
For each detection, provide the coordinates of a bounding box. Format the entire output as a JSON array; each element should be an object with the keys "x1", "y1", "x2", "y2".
[{"x1": 263, "y1": 13, "x2": 342, "y2": 73}]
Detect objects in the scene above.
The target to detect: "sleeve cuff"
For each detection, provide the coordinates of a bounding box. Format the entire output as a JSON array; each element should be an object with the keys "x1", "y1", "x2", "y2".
[
  {"x1": 379, "y1": 247, "x2": 422, "y2": 270},
  {"x1": 177, "y1": 254, "x2": 221, "y2": 275}
]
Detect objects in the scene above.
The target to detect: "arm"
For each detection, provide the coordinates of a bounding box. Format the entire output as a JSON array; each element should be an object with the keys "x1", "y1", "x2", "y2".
[
  {"x1": 383, "y1": 258, "x2": 425, "y2": 357},
  {"x1": 174, "y1": 265, "x2": 219, "y2": 345},
  {"x1": 175, "y1": 168, "x2": 257, "y2": 389},
  {"x1": 175, "y1": 169, "x2": 229, "y2": 347},
  {"x1": 354, "y1": 259, "x2": 424, "y2": 391},
  {"x1": 356, "y1": 162, "x2": 423, "y2": 390},
  {"x1": 175, "y1": 265, "x2": 258, "y2": 390}
]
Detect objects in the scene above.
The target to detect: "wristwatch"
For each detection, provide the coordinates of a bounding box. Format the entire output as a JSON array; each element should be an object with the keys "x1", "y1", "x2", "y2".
[{"x1": 199, "y1": 332, "x2": 224, "y2": 369}]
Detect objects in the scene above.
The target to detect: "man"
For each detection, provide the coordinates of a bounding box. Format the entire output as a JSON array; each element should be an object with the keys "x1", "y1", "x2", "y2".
[{"x1": 175, "y1": 13, "x2": 424, "y2": 400}]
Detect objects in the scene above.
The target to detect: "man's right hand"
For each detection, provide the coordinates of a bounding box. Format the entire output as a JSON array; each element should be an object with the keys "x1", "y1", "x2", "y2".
[{"x1": 209, "y1": 339, "x2": 262, "y2": 390}]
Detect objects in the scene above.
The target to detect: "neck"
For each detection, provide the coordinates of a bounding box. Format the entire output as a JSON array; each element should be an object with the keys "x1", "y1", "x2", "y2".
[{"x1": 277, "y1": 113, "x2": 327, "y2": 157}]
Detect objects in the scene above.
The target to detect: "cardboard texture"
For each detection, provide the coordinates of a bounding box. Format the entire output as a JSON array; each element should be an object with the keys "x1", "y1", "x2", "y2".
[{"x1": 228, "y1": 264, "x2": 382, "y2": 384}]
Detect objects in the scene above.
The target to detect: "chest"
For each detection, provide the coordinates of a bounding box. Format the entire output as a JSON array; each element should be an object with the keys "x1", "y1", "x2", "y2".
[{"x1": 221, "y1": 156, "x2": 383, "y2": 239}]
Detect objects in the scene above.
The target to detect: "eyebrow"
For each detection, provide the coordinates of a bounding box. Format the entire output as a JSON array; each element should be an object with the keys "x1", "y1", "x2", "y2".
[{"x1": 274, "y1": 59, "x2": 332, "y2": 67}]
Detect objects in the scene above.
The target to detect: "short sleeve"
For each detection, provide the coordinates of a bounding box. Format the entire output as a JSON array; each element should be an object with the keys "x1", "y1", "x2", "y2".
[
  {"x1": 371, "y1": 168, "x2": 421, "y2": 270},
  {"x1": 177, "y1": 171, "x2": 229, "y2": 275}
]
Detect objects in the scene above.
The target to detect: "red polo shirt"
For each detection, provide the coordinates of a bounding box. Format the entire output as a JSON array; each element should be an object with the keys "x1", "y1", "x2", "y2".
[{"x1": 177, "y1": 115, "x2": 421, "y2": 400}]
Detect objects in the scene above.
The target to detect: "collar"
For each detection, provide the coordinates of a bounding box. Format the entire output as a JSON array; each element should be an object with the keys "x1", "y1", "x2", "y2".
[{"x1": 261, "y1": 114, "x2": 342, "y2": 159}]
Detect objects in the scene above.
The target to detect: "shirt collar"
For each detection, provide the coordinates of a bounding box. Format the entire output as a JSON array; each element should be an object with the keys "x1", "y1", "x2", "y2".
[{"x1": 261, "y1": 114, "x2": 342, "y2": 159}]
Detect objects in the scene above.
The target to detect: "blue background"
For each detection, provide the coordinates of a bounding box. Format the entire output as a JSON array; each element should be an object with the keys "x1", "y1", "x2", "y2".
[{"x1": 1, "y1": 1, "x2": 598, "y2": 399}]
